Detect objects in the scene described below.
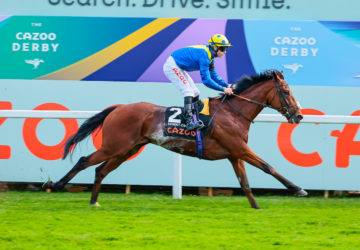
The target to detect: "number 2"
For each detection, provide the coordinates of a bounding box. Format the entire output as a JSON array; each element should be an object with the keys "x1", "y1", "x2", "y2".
[{"x1": 169, "y1": 107, "x2": 182, "y2": 124}]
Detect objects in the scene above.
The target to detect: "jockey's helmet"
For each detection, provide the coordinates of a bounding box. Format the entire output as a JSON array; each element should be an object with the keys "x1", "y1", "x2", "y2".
[{"x1": 208, "y1": 34, "x2": 232, "y2": 47}]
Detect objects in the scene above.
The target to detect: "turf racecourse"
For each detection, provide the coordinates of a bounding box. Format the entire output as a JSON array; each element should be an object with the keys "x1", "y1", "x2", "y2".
[{"x1": 1, "y1": 192, "x2": 359, "y2": 249}]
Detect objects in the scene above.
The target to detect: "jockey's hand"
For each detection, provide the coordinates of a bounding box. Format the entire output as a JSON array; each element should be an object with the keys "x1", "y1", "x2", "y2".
[{"x1": 224, "y1": 87, "x2": 233, "y2": 95}]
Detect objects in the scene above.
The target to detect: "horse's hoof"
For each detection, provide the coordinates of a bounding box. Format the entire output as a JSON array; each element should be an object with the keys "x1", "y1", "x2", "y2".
[
  {"x1": 42, "y1": 181, "x2": 54, "y2": 189},
  {"x1": 90, "y1": 202, "x2": 100, "y2": 207},
  {"x1": 44, "y1": 181, "x2": 64, "y2": 191},
  {"x1": 296, "y1": 188, "x2": 308, "y2": 197}
]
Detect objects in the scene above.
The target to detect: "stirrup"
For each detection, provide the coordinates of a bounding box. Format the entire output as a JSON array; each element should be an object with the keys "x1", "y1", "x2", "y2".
[
  {"x1": 186, "y1": 121, "x2": 197, "y2": 131},
  {"x1": 186, "y1": 119, "x2": 204, "y2": 131},
  {"x1": 195, "y1": 120, "x2": 205, "y2": 130}
]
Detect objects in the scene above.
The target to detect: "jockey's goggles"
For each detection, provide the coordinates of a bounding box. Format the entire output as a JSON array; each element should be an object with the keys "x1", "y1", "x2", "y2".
[{"x1": 218, "y1": 46, "x2": 228, "y2": 52}]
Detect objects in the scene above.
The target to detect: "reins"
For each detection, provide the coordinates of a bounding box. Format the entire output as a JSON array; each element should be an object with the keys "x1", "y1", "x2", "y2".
[
  {"x1": 207, "y1": 94, "x2": 258, "y2": 126},
  {"x1": 207, "y1": 94, "x2": 226, "y2": 127},
  {"x1": 228, "y1": 75, "x2": 298, "y2": 121},
  {"x1": 206, "y1": 74, "x2": 297, "y2": 126},
  {"x1": 230, "y1": 75, "x2": 286, "y2": 113},
  {"x1": 231, "y1": 93, "x2": 278, "y2": 111},
  {"x1": 225, "y1": 98, "x2": 253, "y2": 123}
]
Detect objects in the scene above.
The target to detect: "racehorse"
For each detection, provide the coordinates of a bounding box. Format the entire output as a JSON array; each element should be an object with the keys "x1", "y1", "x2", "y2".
[{"x1": 44, "y1": 69, "x2": 307, "y2": 209}]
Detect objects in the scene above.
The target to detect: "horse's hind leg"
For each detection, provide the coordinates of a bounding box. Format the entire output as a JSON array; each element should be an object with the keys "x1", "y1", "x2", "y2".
[
  {"x1": 90, "y1": 144, "x2": 146, "y2": 206},
  {"x1": 90, "y1": 156, "x2": 124, "y2": 206},
  {"x1": 229, "y1": 158, "x2": 260, "y2": 209},
  {"x1": 44, "y1": 156, "x2": 89, "y2": 190},
  {"x1": 45, "y1": 148, "x2": 113, "y2": 190},
  {"x1": 239, "y1": 144, "x2": 308, "y2": 197}
]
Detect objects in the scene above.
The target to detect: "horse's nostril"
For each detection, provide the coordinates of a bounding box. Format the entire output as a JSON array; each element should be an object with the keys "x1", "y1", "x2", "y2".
[{"x1": 297, "y1": 115, "x2": 303, "y2": 121}]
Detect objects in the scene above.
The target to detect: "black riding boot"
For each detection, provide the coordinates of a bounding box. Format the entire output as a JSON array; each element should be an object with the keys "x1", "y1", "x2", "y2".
[
  {"x1": 192, "y1": 96, "x2": 204, "y2": 130},
  {"x1": 184, "y1": 96, "x2": 204, "y2": 130},
  {"x1": 184, "y1": 96, "x2": 197, "y2": 130}
]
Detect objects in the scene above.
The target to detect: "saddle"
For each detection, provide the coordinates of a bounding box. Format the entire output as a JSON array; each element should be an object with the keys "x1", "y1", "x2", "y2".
[{"x1": 164, "y1": 98, "x2": 210, "y2": 141}]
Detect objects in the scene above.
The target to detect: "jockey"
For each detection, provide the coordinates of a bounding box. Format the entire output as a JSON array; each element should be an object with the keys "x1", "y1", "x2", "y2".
[{"x1": 163, "y1": 34, "x2": 234, "y2": 130}]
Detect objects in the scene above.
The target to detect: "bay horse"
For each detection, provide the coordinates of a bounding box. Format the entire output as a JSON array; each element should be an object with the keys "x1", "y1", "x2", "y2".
[{"x1": 44, "y1": 69, "x2": 307, "y2": 209}]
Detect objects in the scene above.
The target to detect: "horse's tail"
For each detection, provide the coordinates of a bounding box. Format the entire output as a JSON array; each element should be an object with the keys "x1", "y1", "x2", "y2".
[{"x1": 63, "y1": 106, "x2": 117, "y2": 159}]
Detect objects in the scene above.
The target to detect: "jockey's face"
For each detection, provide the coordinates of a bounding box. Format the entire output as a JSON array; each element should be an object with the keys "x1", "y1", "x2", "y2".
[{"x1": 214, "y1": 46, "x2": 227, "y2": 57}]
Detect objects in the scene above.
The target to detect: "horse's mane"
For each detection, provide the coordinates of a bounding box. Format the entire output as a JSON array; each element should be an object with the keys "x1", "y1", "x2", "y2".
[{"x1": 232, "y1": 69, "x2": 283, "y2": 95}]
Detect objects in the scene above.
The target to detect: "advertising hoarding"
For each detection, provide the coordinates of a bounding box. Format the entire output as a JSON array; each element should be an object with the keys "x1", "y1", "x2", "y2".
[{"x1": 1, "y1": 15, "x2": 360, "y2": 190}]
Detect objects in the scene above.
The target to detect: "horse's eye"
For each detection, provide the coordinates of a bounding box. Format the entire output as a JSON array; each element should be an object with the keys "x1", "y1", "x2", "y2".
[{"x1": 282, "y1": 90, "x2": 290, "y2": 96}]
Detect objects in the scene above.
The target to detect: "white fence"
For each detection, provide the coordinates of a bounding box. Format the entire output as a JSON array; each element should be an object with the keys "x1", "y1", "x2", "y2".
[
  {"x1": 2, "y1": 110, "x2": 360, "y2": 198},
  {"x1": 2, "y1": 110, "x2": 360, "y2": 124}
]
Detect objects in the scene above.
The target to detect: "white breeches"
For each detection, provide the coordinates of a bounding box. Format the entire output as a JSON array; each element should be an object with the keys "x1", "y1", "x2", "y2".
[{"x1": 163, "y1": 56, "x2": 200, "y2": 98}]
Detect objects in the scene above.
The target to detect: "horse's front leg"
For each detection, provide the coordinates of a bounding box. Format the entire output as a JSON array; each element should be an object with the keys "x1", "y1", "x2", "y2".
[
  {"x1": 229, "y1": 158, "x2": 260, "y2": 209},
  {"x1": 239, "y1": 144, "x2": 308, "y2": 197}
]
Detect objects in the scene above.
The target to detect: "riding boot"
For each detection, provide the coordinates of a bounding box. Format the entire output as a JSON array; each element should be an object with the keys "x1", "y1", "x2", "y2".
[
  {"x1": 184, "y1": 96, "x2": 197, "y2": 130},
  {"x1": 193, "y1": 96, "x2": 204, "y2": 113},
  {"x1": 192, "y1": 96, "x2": 205, "y2": 130}
]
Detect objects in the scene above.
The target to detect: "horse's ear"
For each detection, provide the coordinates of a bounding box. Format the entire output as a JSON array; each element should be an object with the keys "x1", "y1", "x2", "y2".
[{"x1": 280, "y1": 71, "x2": 284, "y2": 78}]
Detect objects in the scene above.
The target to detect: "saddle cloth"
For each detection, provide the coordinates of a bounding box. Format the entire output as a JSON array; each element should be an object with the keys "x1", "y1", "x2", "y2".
[{"x1": 164, "y1": 99, "x2": 210, "y2": 140}]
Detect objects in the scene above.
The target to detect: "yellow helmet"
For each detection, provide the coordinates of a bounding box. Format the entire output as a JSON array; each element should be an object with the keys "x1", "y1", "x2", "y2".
[{"x1": 208, "y1": 34, "x2": 232, "y2": 47}]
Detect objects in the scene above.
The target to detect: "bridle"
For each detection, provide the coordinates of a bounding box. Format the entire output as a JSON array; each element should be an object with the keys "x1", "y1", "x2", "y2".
[
  {"x1": 209, "y1": 74, "x2": 299, "y2": 125},
  {"x1": 267, "y1": 73, "x2": 299, "y2": 120}
]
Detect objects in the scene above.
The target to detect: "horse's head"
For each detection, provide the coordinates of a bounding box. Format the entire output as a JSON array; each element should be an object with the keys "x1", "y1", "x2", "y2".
[{"x1": 268, "y1": 71, "x2": 303, "y2": 124}]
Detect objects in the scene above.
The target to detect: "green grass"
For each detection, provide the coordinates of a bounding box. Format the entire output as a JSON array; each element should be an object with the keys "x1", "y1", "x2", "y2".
[{"x1": 0, "y1": 192, "x2": 359, "y2": 249}]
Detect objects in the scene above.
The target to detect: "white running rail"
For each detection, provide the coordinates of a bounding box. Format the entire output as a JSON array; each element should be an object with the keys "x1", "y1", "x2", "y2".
[{"x1": 1, "y1": 110, "x2": 360, "y2": 124}]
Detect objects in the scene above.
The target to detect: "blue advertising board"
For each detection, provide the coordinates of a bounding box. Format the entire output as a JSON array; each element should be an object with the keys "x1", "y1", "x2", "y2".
[{"x1": 0, "y1": 16, "x2": 359, "y2": 86}]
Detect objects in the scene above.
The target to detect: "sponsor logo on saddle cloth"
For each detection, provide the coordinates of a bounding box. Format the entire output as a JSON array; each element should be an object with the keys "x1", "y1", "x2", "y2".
[{"x1": 164, "y1": 98, "x2": 210, "y2": 140}]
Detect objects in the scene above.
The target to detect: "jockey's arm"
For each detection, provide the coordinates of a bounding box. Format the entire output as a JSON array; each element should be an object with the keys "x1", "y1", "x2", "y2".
[
  {"x1": 199, "y1": 60, "x2": 226, "y2": 92},
  {"x1": 200, "y1": 66, "x2": 226, "y2": 92},
  {"x1": 209, "y1": 63, "x2": 229, "y2": 88}
]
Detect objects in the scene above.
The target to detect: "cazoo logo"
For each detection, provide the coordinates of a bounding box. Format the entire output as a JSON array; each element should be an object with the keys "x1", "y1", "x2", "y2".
[
  {"x1": 12, "y1": 30, "x2": 60, "y2": 70},
  {"x1": 12, "y1": 32, "x2": 59, "y2": 53},
  {"x1": 270, "y1": 28, "x2": 320, "y2": 75},
  {"x1": 270, "y1": 36, "x2": 319, "y2": 57}
]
